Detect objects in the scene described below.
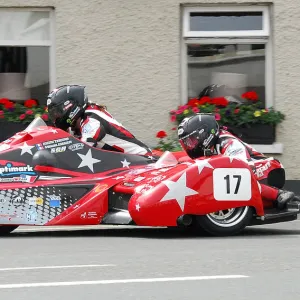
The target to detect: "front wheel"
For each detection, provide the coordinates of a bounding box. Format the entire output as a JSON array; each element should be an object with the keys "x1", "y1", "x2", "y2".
[
  {"x1": 195, "y1": 206, "x2": 253, "y2": 236},
  {"x1": 0, "y1": 225, "x2": 18, "y2": 236}
]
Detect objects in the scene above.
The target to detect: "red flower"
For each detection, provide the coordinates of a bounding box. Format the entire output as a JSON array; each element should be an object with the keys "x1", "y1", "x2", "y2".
[
  {"x1": 26, "y1": 110, "x2": 33, "y2": 115},
  {"x1": 19, "y1": 114, "x2": 26, "y2": 120},
  {"x1": 24, "y1": 99, "x2": 38, "y2": 108},
  {"x1": 156, "y1": 130, "x2": 167, "y2": 138},
  {"x1": 0, "y1": 110, "x2": 4, "y2": 119},
  {"x1": 41, "y1": 114, "x2": 49, "y2": 121},
  {"x1": 234, "y1": 108, "x2": 240, "y2": 114},
  {"x1": 241, "y1": 91, "x2": 258, "y2": 101},
  {"x1": 187, "y1": 98, "x2": 200, "y2": 107},
  {"x1": 170, "y1": 114, "x2": 176, "y2": 122},
  {"x1": 211, "y1": 97, "x2": 229, "y2": 107},
  {"x1": 171, "y1": 127, "x2": 176, "y2": 131},
  {"x1": 4, "y1": 101, "x2": 14, "y2": 109},
  {"x1": 0, "y1": 98, "x2": 10, "y2": 105},
  {"x1": 198, "y1": 96, "x2": 211, "y2": 105}
]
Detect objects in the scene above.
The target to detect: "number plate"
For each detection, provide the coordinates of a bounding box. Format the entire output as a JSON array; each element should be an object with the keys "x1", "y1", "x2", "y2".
[{"x1": 213, "y1": 168, "x2": 252, "y2": 201}]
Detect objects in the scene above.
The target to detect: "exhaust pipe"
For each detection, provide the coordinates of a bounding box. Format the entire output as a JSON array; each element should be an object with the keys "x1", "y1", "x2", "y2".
[{"x1": 177, "y1": 214, "x2": 193, "y2": 227}]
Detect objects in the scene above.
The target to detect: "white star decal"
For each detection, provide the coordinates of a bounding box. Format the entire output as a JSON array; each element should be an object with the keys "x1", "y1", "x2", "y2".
[
  {"x1": 135, "y1": 203, "x2": 140, "y2": 211},
  {"x1": 77, "y1": 149, "x2": 101, "y2": 172},
  {"x1": 194, "y1": 159, "x2": 214, "y2": 174},
  {"x1": 20, "y1": 142, "x2": 34, "y2": 156},
  {"x1": 160, "y1": 172, "x2": 198, "y2": 212},
  {"x1": 50, "y1": 128, "x2": 58, "y2": 134},
  {"x1": 121, "y1": 159, "x2": 131, "y2": 168}
]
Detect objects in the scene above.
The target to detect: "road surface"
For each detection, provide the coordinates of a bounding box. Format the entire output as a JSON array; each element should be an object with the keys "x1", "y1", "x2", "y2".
[{"x1": 0, "y1": 221, "x2": 299, "y2": 300}]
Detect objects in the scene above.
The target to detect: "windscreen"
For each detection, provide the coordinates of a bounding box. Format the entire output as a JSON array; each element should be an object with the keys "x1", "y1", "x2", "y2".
[{"x1": 24, "y1": 117, "x2": 48, "y2": 132}]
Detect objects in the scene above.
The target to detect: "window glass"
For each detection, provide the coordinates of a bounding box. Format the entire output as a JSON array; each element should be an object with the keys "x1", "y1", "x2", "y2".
[
  {"x1": 0, "y1": 46, "x2": 49, "y2": 105},
  {"x1": 187, "y1": 44, "x2": 265, "y2": 105},
  {"x1": 0, "y1": 11, "x2": 50, "y2": 41},
  {"x1": 189, "y1": 12, "x2": 263, "y2": 31}
]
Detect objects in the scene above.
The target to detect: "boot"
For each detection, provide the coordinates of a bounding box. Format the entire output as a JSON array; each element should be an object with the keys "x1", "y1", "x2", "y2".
[{"x1": 275, "y1": 190, "x2": 295, "y2": 210}]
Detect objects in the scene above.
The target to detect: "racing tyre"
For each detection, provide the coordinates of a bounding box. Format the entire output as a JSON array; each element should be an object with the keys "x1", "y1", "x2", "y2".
[
  {"x1": 195, "y1": 206, "x2": 253, "y2": 236},
  {"x1": 0, "y1": 225, "x2": 18, "y2": 236}
]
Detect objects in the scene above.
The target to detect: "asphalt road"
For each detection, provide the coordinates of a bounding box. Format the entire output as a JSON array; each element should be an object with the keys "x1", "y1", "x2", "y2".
[{"x1": 0, "y1": 222, "x2": 300, "y2": 300}]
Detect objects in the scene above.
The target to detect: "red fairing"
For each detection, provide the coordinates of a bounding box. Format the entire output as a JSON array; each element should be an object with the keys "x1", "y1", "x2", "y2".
[
  {"x1": 0, "y1": 117, "x2": 290, "y2": 232},
  {"x1": 127, "y1": 156, "x2": 263, "y2": 226}
]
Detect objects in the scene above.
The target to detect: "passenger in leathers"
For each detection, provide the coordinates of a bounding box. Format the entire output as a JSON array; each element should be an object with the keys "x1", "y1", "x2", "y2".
[{"x1": 177, "y1": 113, "x2": 297, "y2": 210}]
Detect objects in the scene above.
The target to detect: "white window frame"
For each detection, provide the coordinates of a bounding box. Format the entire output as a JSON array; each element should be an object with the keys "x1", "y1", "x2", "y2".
[
  {"x1": 181, "y1": 5, "x2": 280, "y2": 152},
  {"x1": 0, "y1": 7, "x2": 56, "y2": 90},
  {"x1": 183, "y1": 5, "x2": 270, "y2": 38},
  {"x1": 181, "y1": 5, "x2": 273, "y2": 109}
]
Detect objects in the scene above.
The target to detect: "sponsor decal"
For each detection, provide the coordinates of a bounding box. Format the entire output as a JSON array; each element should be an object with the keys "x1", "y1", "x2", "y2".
[
  {"x1": 37, "y1": 138, "x2": 72, "y2": 150},
  {"x1": 80, "y1": 212, "x2": 98, "y2": 219},
  {"x1": 28, "y1": 196, "x2": 44, "y2": 206},
  {"x1": 68, "y1": 143, "x2": 84, "y2": 151},
  {"x1": 0, "y1": 163, "x2": 35, "y2": 176},
  {"x1": 10, "y1": 196, "x2": 26, "y2": 207},
  {"x1": 50, "y1": 146, "x2": 67, "y2": 154},
  {"x1": 82, "y1": 124, "x2": 93, "y2": 134},
  {"x1": 150, "y1": 175, "x2": 167, "y2": 183},
  {"x1": 26, "y1": 209, "x2": 37, "y2": 222},
  {"x1": 254, "y1": 161, "x2": 271, "y2": 178},
  {"x1": 36, "y1": 143, "x2": 44, "y2": 150},
  {"x1": 64, "y1": 103, "x2": 73, "y2": 111},
  {"x1": 133, "y1": 176, "x2": 145, "y2": 182},
  {"x1": 69, "y1": 107, "x2": 80, "y2": 119},
  {"x1": 0, "y1": 213, "x2": 18, "y2": 220},
  {"x1": 47, "y1": 99, "x2": 51, "y2": 105},
  {"x1": 49, "y1": 195, "x2": 61, "y2": 208},
  {"x1": 64, "y1": 100, "x2": 70, "y2": 105}
]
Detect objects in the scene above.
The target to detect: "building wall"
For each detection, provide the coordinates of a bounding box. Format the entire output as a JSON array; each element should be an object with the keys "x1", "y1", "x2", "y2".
[{"x1": 0, "y1": 0, "x2": 299, "y2": 178}]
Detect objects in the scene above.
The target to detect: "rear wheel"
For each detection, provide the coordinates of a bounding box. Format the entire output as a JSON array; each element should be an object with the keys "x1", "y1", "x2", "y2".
[
  {"x1": 195, "y1": 206, "x2": 253, "y2": 236},
  {"x1": 0, "y1": 225, "x2": 18, "y2": 236}
]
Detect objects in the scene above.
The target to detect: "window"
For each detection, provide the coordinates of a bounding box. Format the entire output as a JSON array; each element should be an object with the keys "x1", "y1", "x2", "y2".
[
  {"x1": 181, "y1": 5, "x2": 272, "y2": 107},
  {"x1": 0, "y1": 8, "x2": 55, "y2": 106}
]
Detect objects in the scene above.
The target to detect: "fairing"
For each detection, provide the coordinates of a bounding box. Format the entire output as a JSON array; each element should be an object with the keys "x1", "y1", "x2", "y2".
[{"x1": 0, "y1": 118, "x2": 284, "y2": 227}]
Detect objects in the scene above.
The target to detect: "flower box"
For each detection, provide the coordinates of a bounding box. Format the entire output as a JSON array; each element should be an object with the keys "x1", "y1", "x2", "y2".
[
  {"x1": 155, "y1": 90, "x2": 285, "y2": 151},
  {"x1": 0, "y1": 121, "x2": 28, "y2": 142},
  {"x1": 227, "y1": 124, "x2": 275, "y2": 145}
]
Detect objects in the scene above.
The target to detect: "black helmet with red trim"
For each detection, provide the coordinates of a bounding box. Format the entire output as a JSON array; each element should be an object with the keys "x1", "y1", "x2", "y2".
[
  {"x1": 178, "y1": 113, "x2": 219, "y2": 159},
  {"x1": 47, "y1": 85, "x2": 88, "y2": 131}
]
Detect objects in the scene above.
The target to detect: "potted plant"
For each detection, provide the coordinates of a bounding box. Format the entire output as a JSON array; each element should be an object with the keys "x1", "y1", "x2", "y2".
[
  {"x1": 167, "y1": 91, "x2": 285, "y2": 145},
  {"x1": 0, "y1": 98, "x2": 50, "y2": 142}
]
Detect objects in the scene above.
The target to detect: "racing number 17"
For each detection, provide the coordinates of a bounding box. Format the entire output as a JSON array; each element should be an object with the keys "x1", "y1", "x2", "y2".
[{"x1": 224, "y1": 174, "x2": 241, "y2": 194}]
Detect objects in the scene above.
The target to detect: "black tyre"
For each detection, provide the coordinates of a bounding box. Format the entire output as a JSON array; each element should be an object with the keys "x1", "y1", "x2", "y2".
[
  {"x1": 195, "y1": 206, "x2": 253, "y2": 236},
  {"x1": 0, "y1": 225, "x2": 18, "y2": 236}
]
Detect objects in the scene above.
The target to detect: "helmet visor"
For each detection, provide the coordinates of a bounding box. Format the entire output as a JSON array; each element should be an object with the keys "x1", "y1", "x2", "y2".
[
  {"x1": 179, "y1": 128, "x2": 209, "y2": 150},
  {"x1": 48, "y1": 101, "x2": 73, "y2": 124}
]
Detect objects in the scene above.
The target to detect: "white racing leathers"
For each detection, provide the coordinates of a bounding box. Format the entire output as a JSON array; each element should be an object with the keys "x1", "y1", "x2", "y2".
[
  {"x1": 216, "y1": 130, "x2": 280, "y2": 202},
  {"x1": 77, "y1": 105, "x2": 152, "y2": 156}
]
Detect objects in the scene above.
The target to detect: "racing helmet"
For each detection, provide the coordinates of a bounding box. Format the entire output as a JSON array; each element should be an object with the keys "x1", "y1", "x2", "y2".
[
  {"x1": 178, "y1": 113, "x2": 220, "y2": 159},
  {"x1": 47, "y1": 85, "x2": 88, "y2": 131}
]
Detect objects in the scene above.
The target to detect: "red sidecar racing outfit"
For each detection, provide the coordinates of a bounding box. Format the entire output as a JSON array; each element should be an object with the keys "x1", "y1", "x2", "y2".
[
  {"x1": 70, "y1": 104, "x2": 153, "y2": 156},
  {"x1": 216, "y1": 130, "x2": 280, "y2": 202}
]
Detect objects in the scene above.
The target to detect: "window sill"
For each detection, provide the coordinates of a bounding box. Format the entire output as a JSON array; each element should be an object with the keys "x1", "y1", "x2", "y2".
[{"x1": 250, "y1": 143, "x2": 283, "y2": 154}]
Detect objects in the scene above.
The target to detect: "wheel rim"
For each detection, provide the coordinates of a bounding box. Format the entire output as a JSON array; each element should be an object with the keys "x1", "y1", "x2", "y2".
[{"x1": 206, "y1": 207, "x2": 249, "y2": 228}]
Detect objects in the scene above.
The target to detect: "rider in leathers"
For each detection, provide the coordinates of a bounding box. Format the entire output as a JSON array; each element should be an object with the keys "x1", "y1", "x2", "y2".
[
  {"x1": 177, "y1": 113, "x2": 296, "y2": 210},
  {"x1": 46, "y1": 85, "x2": 152, "y2": 156}
]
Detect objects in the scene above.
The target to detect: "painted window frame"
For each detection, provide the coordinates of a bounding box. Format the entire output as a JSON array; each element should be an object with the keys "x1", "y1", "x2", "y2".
[
  {"x1": 181, "y1": 5, "x2": 273, "y2": 109},
  {"x1": 0, "y1": 7, "x2": 56, "y2": 91},
  {"x1": 181, "y1": 5, "x2": 281, "y2": 153}
]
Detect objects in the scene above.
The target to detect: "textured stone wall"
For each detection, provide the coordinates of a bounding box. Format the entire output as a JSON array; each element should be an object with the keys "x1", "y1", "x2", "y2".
[{"x1": 0, "y1": 0, "x2": 299, "y2": 178}]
